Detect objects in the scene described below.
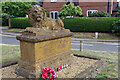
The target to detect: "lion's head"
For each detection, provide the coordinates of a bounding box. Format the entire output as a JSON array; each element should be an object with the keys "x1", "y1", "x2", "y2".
[{"x1": 28, "y1": 5, "x2": 47, "y2": 26}]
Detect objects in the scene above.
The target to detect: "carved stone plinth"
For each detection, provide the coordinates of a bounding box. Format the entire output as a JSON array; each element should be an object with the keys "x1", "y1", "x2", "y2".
[
  {"x1": 16, "y1": 5, "x2": 74, "y2": 78},
  {"x1": 16, "y1": 32, "x2": 73, "y2": 78}
]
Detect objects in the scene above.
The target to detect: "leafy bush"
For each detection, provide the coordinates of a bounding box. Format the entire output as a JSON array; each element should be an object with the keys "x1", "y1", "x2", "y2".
[
  {"x1": 114, "y1": 6, "x2": 120, "y2": 17},
  {"x1": 44, "y1": 9, "x2": 49, "y2": 17},
  {"x1": 2, "y1": 2, "x2": 38, "y2": 17},
  {"x1": 115, "y1": 14, "x2": 120, "y2": 17},
  {"x1": 89, "y1": 11, "x2": 110, "y2": 17},
  {"x1": 112, "y1": 20, "x2": 120, "y2": 35},
  {"x1": 11, "y1": 17, "x2": 32, "y2": 29},
  {"x1": 0, "y1": 13, "x2": 13, "y2": 26},
  {"x1": 60, "y1": 3, "x2": 82, "y2": 17},
  {"x1": 63, "y1": 17, "x2": 119, "y2": 32},
  {"x1": 118, "y1": 6, "x2": 120, "y2": 14}
]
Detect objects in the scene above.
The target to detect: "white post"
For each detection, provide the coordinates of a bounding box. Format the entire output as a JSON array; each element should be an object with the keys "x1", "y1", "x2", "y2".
[
  {"x1": 26, "y1": 14, "x2": 28, "y2": 18},
  {"x1": 95, "y1": 32, "x2": 98, "y2": 39}
]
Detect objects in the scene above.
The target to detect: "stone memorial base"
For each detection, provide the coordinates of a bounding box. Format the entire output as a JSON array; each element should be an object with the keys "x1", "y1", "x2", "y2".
[{"x1": 16, "y1": 31, "x2": 73, "y2": 78}]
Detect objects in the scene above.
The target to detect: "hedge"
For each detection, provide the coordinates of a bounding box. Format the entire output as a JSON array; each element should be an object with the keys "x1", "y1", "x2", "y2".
[
  {"x1": 112, "y1": 19, "x2": 120, "y2": 34},
  {"x1": 63, "y1": 17, "x2": 120, "y2": 32},
  {"x1": 11, "y1": 17, "x2": 120, "y2": 32},
  {"x1": 11, "y1": 17, "x2": 32, "y2": 29}
]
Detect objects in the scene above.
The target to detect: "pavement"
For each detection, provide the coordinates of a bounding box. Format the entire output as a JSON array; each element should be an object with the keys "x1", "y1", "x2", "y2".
[
  {"x1": 72, "y1": 38, "x2": 119, "y2": 43},
  {"x1": 1, "y1": 31, "x2": 21, "y2": 36},
  {"x1": 0, "y1": 27, "x2": 21, "y2": 36}
]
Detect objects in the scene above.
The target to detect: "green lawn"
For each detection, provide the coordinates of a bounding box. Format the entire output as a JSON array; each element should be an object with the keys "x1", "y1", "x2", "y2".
[
  {"x1": 2, "y1": 45, "x2": 20, "y2": 64},
  {"x1": 4, "y1": 28, "x2": 24, "y2": 33}
]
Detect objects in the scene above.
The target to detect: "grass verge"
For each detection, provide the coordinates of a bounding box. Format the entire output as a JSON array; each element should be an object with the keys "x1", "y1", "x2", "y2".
[
  {"x1": 73, "y1": 32, "x2": 119, "y2": 40},
  {"x1": 4, "y1": 29, "x2": 24, "y2": 33},
  {"x1": 73, "y1": 50, "x2": 118, "y2": 78},
  {"x1": 2, "y1": 45, "x2": 20, "y2": 64}
]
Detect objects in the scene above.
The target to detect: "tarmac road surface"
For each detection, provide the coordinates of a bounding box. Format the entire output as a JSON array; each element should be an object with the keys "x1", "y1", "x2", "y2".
[{"x1": 0, "y1": 34, "x2": 119, "y2": 53}]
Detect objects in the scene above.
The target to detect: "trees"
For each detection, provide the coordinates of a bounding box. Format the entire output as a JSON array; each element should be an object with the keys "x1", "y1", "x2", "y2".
[
  {"x1": 2, "y1": 2, "x2": 38, "y2": 17},
  {"x1": 0, "y1": 13, "x2": 13, "y2": 26},
  {"x1": 60, "y1": 3, "x2": 82, "y2": 17}
]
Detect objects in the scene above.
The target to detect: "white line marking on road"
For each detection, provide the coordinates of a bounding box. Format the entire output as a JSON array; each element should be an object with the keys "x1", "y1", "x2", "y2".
[
  {"x1": 72, "y1": 41, "x2": 118, "y2": 44},
  {"x1": 71, "y1": 41, "x2": 104, "y2": 43},
  {"x1": 0, "y1": 44, "x2": 19, "y2": 46},
  {"x1": 71, "y1": 43, "x2": 93, "y2": 46},
  {"x1": 84, "y1": 50, "x2": 107, "y2": 52},
  {"x1": 71, "y1": 49, "x2": 116, "y2": 53},
  {"x1": 116, "y1": 46, "x2": 120, "y2": 47},
  {"x1": 71, "y1": 49, "x2": 80, "y2": 50},
  {"x1": 102, "y1": 43, "x2": 118, "y2": 45},
  {"x1": 0, "y1": 34, "x2": 16, "y2": 37}
]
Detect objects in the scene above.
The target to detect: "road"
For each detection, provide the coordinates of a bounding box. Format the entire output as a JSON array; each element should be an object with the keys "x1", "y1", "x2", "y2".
[
  {"x1": 0, "y1": 34, "x2": 119, "y2": 53},
  {"x1": 71, "y1": 41, "x2": 118, "y2": 52},
  {"x1": 1, "y1": 34, "x2": 20, "y2": 45}
]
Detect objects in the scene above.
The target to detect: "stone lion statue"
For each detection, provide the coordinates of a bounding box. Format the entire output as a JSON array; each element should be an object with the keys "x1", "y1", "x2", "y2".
[{"x1": 26, "y1": 5, "x2": 66, "y2": 33}]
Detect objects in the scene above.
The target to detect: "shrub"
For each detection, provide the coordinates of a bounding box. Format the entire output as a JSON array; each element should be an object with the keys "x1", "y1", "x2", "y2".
[
  {"x1": 112, "y1": 20, "x2": 120, "y2": 35},
  {"x1": 0, "y1": 13, "x2": 13, "y2": 26},
  {"x1": 63, "y1": 17, "x2": 119, "y2": 32},
  {"x1": 11, "y1": 17, "x2": 32, "y2": 29},
  {"x1": 89, "y1": 11, "x2": 110, "y2": 17},
  {"x1": 118, "y1": 6, "x2": 120, "y2": 14},
  {"x1": 44, "y1": 9, "x2": 49, "y2": 17},
  {"x1": 115, "y1": 14, "x2": 120, "y2": 17},
  {"x1": 60, "y1": 3, "x2": 82, "y2": 17}
]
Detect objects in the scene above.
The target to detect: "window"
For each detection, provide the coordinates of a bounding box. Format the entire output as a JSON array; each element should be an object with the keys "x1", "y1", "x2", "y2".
[
  {"x1": 51, "y1": 0, "x2": 57, "y2": 2},
  {"x1": 87, "y1": 10, "x2": 98, "y2": 16},
  {"x1": 50, "y1": 11, "x2": 59, "y2": 19}
]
